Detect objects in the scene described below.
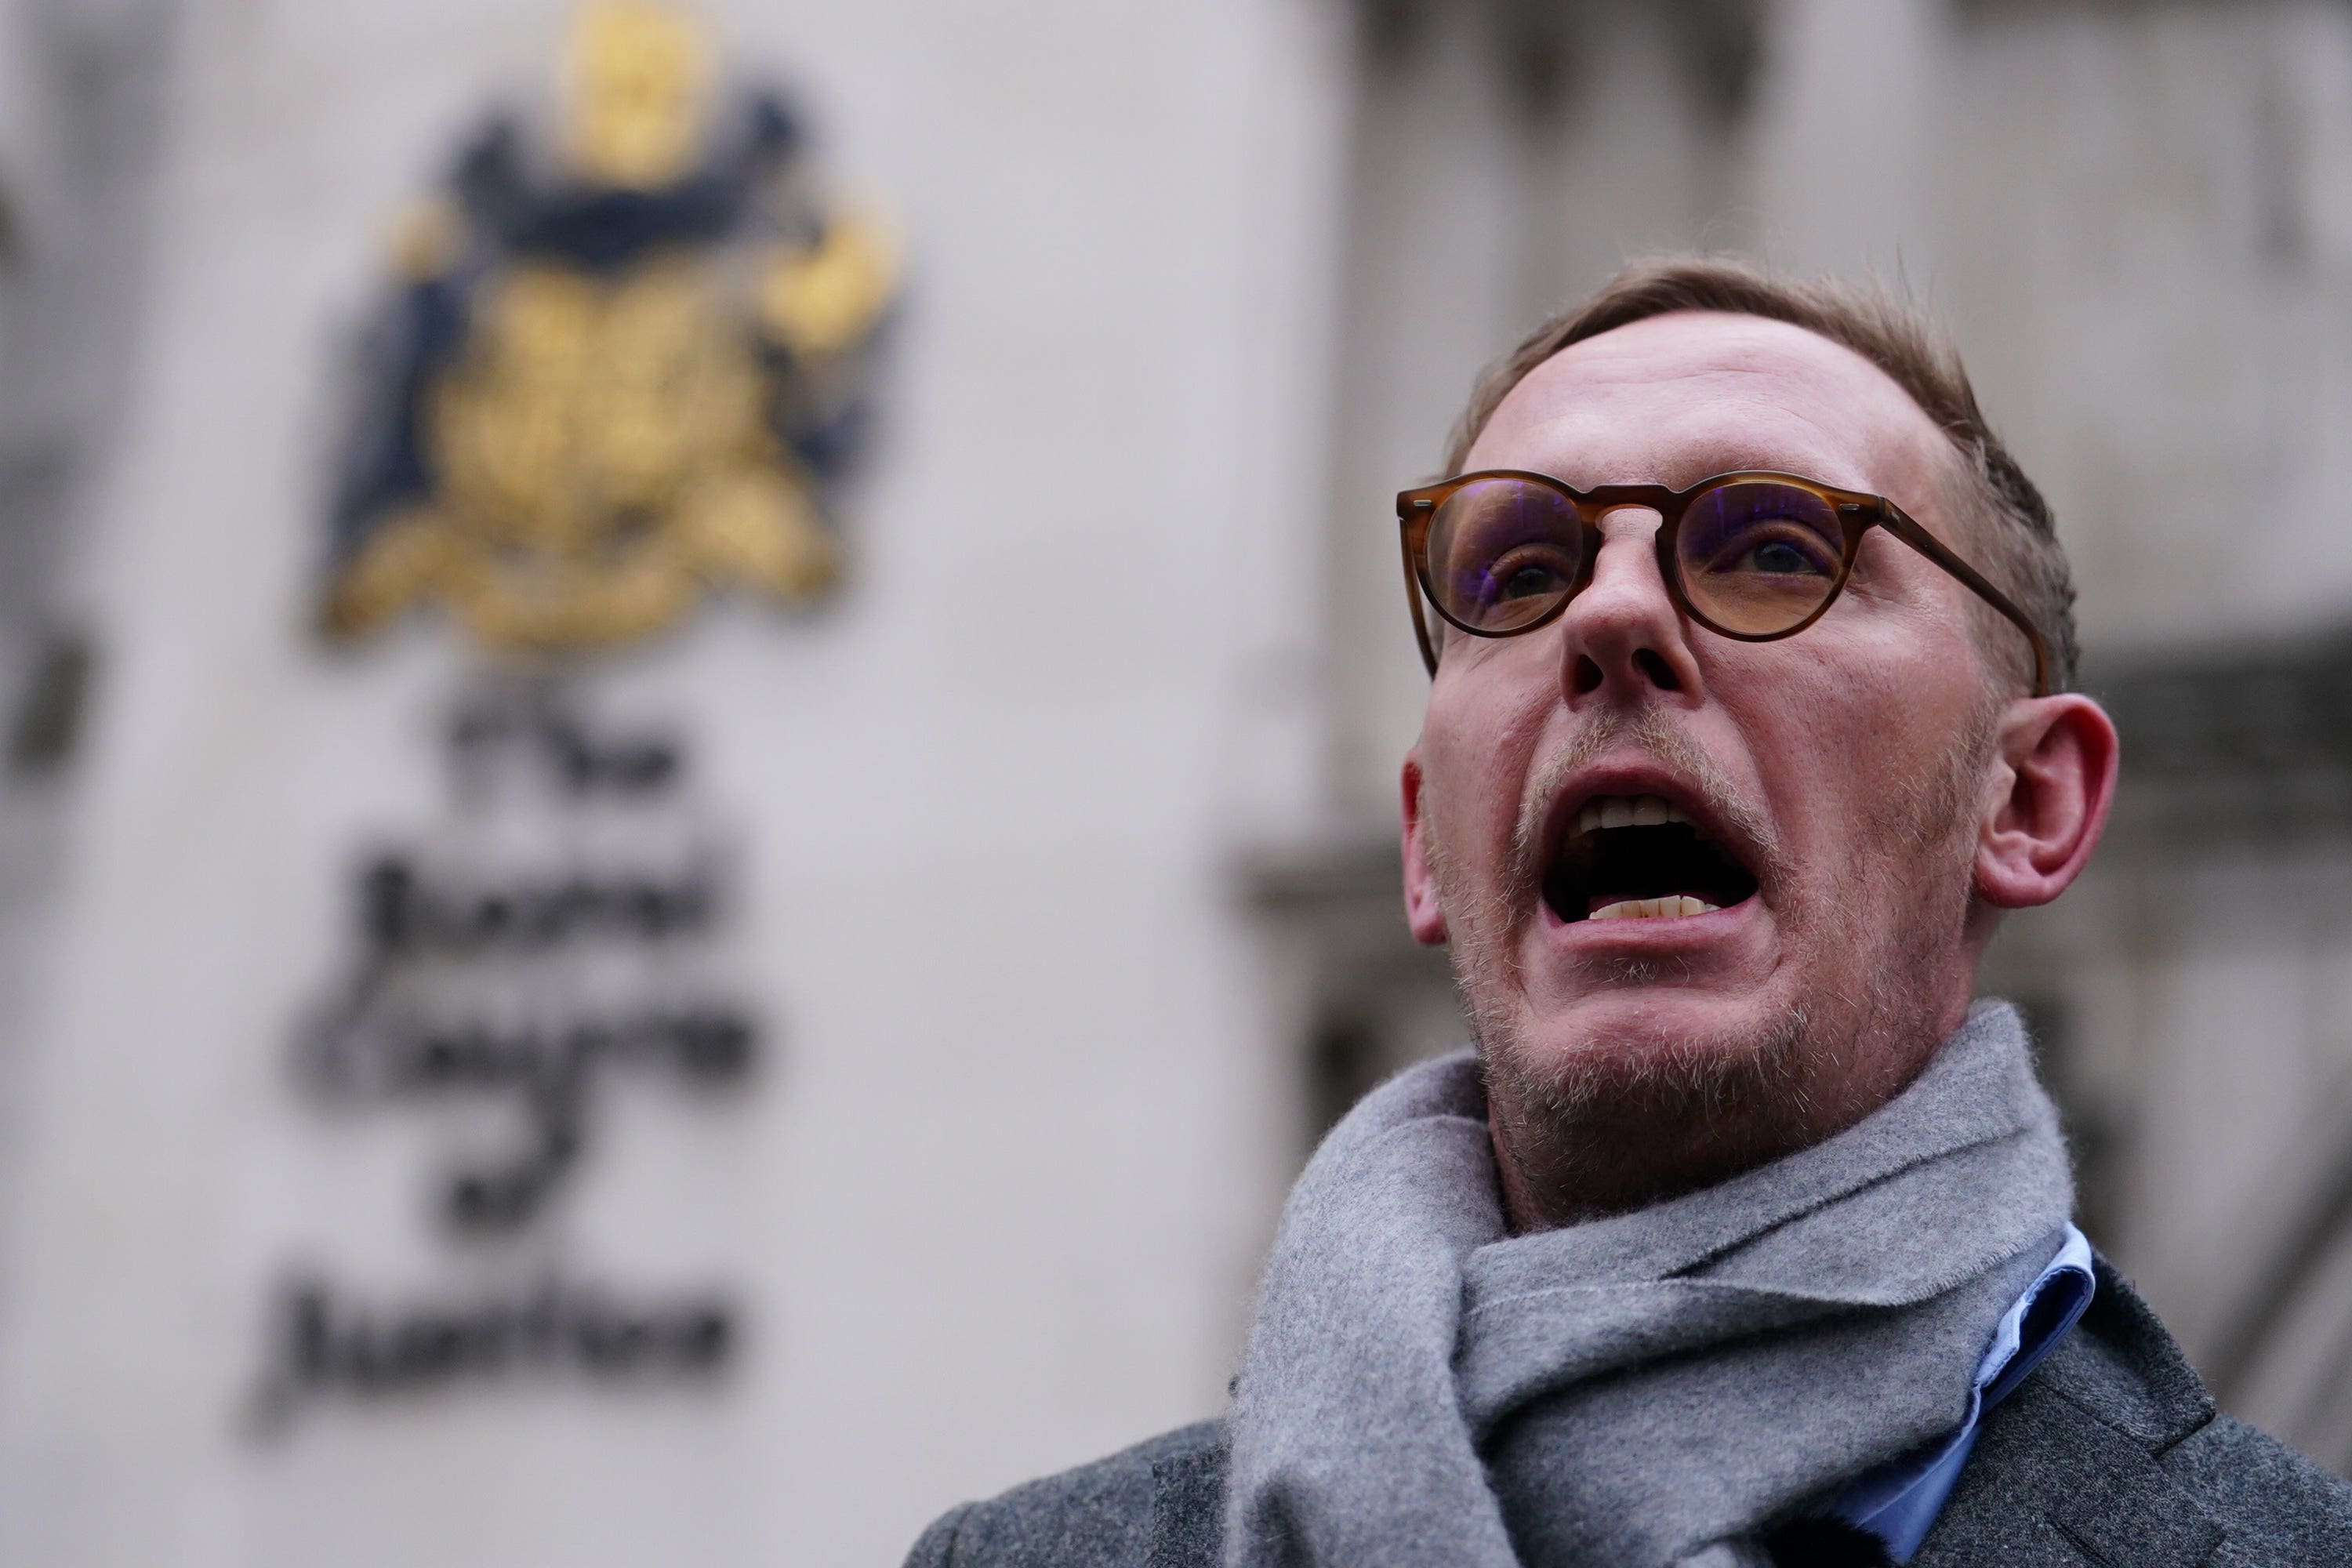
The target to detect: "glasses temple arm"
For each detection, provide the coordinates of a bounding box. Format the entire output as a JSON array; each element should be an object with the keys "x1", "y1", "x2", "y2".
[
  {"x1": 1400, "y1": 526, "x2": 1439, "y2": 677},
  {"x1": 1875, "y1": 506, "x2": 2052, "y2": 698}
]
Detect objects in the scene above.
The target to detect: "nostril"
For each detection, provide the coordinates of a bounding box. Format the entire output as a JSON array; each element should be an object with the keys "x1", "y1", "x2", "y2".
[
  {"x1": 1572, "y1": 655, "x2": 1604, "y2": 695},
  {"x1": 1634, "y1": 649, "x2": 1682, "y2": 691}
]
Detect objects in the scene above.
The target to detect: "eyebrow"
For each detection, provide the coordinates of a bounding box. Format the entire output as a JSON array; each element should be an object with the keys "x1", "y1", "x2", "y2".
[
  {"x1": 1503, "y1": 456, "x2": 1864, "y2": 494},
  {"x1": 1485, "y1": 431, "x2": 1862, "y2": 494}
]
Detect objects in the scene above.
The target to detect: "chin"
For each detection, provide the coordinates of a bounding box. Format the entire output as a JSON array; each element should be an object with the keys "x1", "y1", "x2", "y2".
[
  {"x1": 1483, "y1": 988, "x2": 1813, "y2": 1132},
  {"x1": 1473, "y1": 989, "x2": 1823, "y2": 1221}
]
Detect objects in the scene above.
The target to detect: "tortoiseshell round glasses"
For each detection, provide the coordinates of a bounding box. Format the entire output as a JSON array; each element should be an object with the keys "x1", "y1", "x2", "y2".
[{"x1": 1396, "y1": 470, "x2": 2050, "y2": 697}]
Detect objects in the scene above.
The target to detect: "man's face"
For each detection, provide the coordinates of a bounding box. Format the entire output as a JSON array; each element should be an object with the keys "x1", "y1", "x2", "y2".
[{"x1": 1402, "y1": 312, "x2": 2008, "y2": 1214}]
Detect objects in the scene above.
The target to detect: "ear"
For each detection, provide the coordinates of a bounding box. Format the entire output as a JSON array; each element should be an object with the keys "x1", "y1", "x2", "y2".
[
  {"x1": 1974, "y1": 694, "x2": 2119, "y2": 909},
  {"x1": 1400, "y1": 749, "x2": 1450, "y2": 946}
]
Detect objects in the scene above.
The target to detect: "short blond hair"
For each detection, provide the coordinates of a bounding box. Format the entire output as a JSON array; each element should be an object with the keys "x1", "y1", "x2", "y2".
[{"x1": 1446, "y1": 257, "x2": 2077, "y2": 692}]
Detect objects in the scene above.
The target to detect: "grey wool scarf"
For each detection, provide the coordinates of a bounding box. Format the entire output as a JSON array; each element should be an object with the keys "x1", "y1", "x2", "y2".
[{"x1": 1223, "y1": 1001, "x2": 2072, "y2": 1568}]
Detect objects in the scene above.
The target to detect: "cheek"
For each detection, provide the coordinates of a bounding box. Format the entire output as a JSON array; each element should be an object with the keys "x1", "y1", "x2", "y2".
[
  {"x1": 1842, "y1": 550, "x2": 1996, "y2": 706},
  {"x1": 1737, "y1": 655, "x2": 1964, "y2": 865},
  {"x1": 1418, "y1": 738, "x2": 1512, "y2": 880},
  {"x1": 1419, "y1": 670, "x2": 1550, "y2": 850}
]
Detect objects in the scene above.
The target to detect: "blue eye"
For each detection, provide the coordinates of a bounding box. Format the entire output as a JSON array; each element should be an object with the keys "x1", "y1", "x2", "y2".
[
  {"x1": 1745, "y1": 539, "x2": 1822, "y2": 576},
  {"x1": 1496, "y1": 562, "x2": 1566, "y2": 601}
]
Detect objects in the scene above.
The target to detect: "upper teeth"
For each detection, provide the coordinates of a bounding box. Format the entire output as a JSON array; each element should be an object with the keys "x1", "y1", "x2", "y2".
[{"x1": 1576, "y1": 794, "x2": 1693, "y2": 836}]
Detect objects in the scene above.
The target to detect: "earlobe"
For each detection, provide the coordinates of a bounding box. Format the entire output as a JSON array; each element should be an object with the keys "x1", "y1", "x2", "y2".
[
  {"x1": 1400, "y1": 751, "x2": 1450, "y2": 946},
  {"x1": 1975, "y1": 695, "x2": 2120, "y2": 909}
]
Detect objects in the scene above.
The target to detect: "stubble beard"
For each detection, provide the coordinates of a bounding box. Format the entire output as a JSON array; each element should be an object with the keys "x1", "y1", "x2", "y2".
[{"x1": 1429, "y1": 701, "x2": 1998, "y2": 1228}]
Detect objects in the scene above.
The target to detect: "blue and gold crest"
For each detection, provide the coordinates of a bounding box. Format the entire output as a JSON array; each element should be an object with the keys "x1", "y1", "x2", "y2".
[{"x1": 323, "y1": 2, "x2": 895, "y2": 651}]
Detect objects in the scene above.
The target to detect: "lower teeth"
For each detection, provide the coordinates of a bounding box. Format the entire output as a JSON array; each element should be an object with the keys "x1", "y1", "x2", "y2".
[{"x1": 1589, "y1": 895, "x2": 1719, "y2": 921}]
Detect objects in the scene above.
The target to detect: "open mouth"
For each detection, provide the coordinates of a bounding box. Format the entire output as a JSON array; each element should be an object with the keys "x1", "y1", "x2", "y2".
[{"x1": 1541, "y1": 794, "x2": 1761, "y2": 924}]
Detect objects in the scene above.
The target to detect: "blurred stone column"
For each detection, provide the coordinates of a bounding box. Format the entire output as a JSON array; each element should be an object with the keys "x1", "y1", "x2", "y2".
[{"x1": 1746, "y1": 0, "x2": 1935, "y2": 278}]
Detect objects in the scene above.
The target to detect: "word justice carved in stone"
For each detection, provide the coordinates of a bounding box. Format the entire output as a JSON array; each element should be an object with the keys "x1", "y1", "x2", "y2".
[
  {"x1": 252, "y1": 681, "x2": 768, "y2": 1434},
  {"x1": 249, "y1": 1272, "x2": 736, "y2": 1432}
]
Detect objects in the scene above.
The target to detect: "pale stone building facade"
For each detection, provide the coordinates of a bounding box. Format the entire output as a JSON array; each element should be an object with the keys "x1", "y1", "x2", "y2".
[{"x1": 0, "y1": 1, "x2": 2348, "y2": 1564}]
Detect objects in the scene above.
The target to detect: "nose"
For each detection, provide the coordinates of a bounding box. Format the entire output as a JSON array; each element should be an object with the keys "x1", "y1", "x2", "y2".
[{"x1": 1556, "y1": 506, "x2": 1706, "y2": 706}]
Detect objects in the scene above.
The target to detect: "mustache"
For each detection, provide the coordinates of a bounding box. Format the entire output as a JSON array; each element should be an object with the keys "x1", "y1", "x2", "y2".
[{"x1": 1505, "y1": 707, "x2": 1780, "y2": 911}]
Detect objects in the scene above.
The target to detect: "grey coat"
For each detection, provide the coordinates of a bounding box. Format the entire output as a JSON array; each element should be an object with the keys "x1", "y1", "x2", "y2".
[{"x1": 905, "y1": 1261, "x2": 2352, "y2": 1566}]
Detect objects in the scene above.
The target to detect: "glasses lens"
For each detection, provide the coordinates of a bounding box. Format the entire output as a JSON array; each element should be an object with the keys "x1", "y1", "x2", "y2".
[
  {"x1": 1674, "y1": 480, "x2": 1847, "y2": 635},
  {"x1": 1425, "y1": 477, "x2": 1584, "y2": 633}
]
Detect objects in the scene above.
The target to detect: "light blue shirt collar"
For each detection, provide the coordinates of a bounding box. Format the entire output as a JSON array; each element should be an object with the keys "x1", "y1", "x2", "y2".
[{"x1": 1827, "y1": 1224, "x2": 2096, "y2": 1561}]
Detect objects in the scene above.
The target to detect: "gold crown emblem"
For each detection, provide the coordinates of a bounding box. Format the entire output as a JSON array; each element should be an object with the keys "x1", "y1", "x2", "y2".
[{"x1": 322, "y1": 2, "x2": 895, "y2": 653}]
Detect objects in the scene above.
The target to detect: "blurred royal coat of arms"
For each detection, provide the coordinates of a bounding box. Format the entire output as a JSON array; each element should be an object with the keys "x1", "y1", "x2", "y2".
[{"x1": 322, "y1": 2, "x2": 895, "y2": 652}]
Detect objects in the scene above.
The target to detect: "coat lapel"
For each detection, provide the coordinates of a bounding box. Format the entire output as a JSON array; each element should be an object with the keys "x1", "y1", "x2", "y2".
[
  {"x1": 1912, "y1": 1258, "x2": 2223, "y2": 1568},
  {"x1": 1149, "y1": 1429, "x2": 1227, "y2": 1568}
]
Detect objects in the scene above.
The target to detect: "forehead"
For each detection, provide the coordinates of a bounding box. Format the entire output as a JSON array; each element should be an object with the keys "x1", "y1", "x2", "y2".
[{"x1": 1465, "y1": 311, "x2": 1951, "y2": 503}]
